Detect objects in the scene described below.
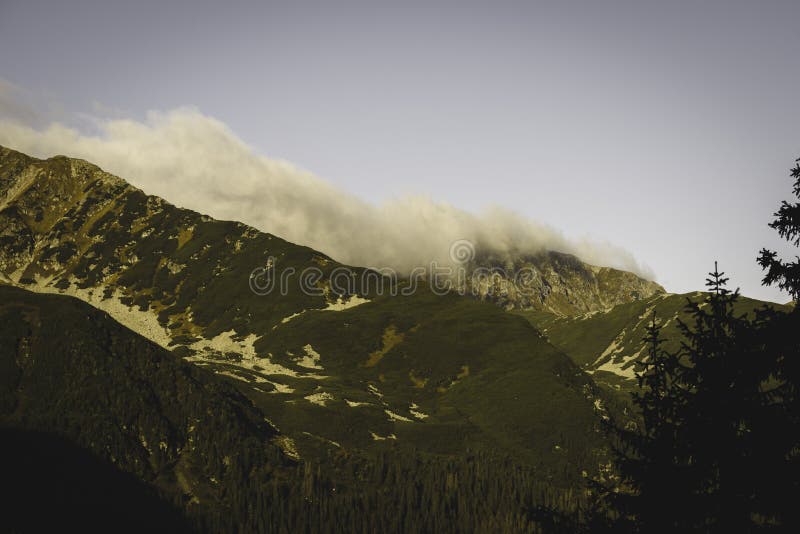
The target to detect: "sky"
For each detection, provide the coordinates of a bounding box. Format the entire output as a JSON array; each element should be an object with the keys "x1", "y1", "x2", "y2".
[{"x1": 1, "y1": 0, "x2": 799, "y2": 302}]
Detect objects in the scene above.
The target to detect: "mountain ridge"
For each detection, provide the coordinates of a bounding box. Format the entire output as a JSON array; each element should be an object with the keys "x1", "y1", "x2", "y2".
[
  {"x1": 0, "y1": 144, "x2": 652, "y2": 480},
  {"x1": 0, "y1": 144, "x2": 663, "y2": 317}
]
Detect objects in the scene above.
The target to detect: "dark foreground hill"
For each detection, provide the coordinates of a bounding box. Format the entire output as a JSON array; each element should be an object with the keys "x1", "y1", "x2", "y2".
[
  {"x1": 0, "y1": 284, "x2": 295, "y2": 531},
  {"x1": 2, "y1": 427, "x2": 193, "y2": 533}
]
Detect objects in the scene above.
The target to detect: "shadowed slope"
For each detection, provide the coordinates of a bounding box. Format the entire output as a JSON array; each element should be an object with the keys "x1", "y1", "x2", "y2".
[{"x1": 0, "y1": 284, "x2": 292, "y2": 528}]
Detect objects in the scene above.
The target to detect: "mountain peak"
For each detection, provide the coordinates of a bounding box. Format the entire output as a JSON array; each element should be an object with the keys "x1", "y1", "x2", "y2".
[{"x1": 468, "y1": 248, "x2": 664, "y2": 315}]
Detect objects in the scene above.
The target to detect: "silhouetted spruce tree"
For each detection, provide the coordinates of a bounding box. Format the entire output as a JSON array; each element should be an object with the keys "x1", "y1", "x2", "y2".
[
  {"x1": 758, "y1": 158, "x2": 800, "y2": 301},
  {"x1": 628, "y1": 311, "x2": 692, "y2": 532},
  {"x1": 605, "y1": 263, "x2": 783, "y2": 532},
  {"x1": 602, "y1": 309, "x2": 693, "y2": 533},
  {"x1": 674, "y1": 264, "x2": 765, "y2": 532}
]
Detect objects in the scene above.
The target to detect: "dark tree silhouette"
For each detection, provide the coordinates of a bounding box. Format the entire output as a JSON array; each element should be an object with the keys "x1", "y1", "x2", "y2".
[
  {"x1": 673, "y1": 264, "x2": 764, "y2": 532},
  {"x1": 758, "y1": 158, "x2": 800, "y2": 301},
  {"x1": 602, "y1": 311, "x2": 689, "y2": 533},
  {"x1": 604, "y1": 261, "x2": 800, "y2": 533},
  {"x1": 606, "y1": 264, "x2": 770, "y2": 532}
]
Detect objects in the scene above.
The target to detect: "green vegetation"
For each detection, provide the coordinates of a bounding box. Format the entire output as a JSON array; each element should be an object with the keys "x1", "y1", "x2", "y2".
[
  {"x1": 0, "y1": 285, "x2": 598, "y2": 533},
  {"x1": 238, "y1": 288, "x2": 607, "y2": 477}
]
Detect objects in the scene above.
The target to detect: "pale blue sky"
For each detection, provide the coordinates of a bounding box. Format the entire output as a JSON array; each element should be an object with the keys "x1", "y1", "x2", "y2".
[{"x1": 1, "y1": 0, "x2": 799, "y2": 301}]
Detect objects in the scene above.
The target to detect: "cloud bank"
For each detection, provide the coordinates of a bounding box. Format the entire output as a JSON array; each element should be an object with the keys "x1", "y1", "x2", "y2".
[{"x1": 0, "y1": 92, "x2": 653, "y2": 278}]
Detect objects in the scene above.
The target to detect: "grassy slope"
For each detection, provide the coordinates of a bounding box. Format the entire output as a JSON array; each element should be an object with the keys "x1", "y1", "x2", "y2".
[
  {"x1": 0, "y1": 285, "x2": 600, "y2": 532},
  {"x1": 208, "y1": 287, "x2": 608, "y2": 483},
  {"x1": 514, "y1": 292, "x2": 790, "y2": 393}
]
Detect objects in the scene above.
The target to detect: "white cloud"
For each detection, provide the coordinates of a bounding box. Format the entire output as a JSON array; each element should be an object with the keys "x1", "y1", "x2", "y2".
[{"x1": 0, "y1": 101, "x2": 653, "y2": 278}]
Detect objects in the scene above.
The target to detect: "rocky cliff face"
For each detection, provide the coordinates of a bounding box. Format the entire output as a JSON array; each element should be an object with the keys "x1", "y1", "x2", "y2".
[{"x1": 467, "y1": 250, "x2": 664, "y2": 316}]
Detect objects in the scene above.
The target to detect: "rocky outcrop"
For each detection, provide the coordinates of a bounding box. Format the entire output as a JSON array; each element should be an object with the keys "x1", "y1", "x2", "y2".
[{"x1": 466, "y1": 250, "x2": 664, "y2": 316}]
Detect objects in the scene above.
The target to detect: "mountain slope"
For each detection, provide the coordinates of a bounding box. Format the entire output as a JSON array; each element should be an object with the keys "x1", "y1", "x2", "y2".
[
  {"x1": 0, "y1": 283, "x2": 298, "y2": 530},
  {"x1": 0, "y1": 284, "x2": 602, "y2": 532},
  {"x1": 515, "y1": 292, "x2": 791, "y2": 391},
  {"x1": 0, "y1": 145, "x2": 355, "y2": 343},
  {"x1": 0, "y1": 145, "x2": 623, "y2": 479}
]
